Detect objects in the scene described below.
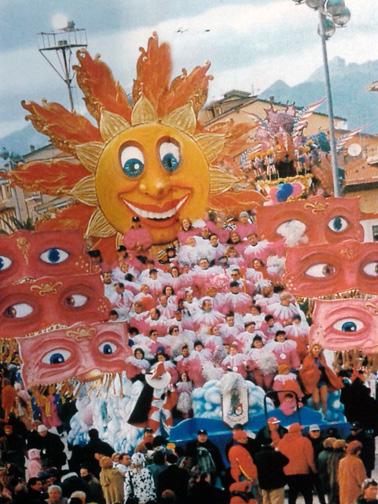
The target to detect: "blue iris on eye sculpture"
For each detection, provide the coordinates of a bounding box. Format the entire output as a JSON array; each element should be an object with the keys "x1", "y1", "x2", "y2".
[
  {"x1": 159, "y1": 140, "x2": 180, "y2": 172},
  {"x1": 120, "y1": 145, "x2": 144, "y2": 178},
  {"x1": 40, "y1": 248, "x2": 69, "y2": 264},
  {"x1": 42, "y1": 349, "x2": 71, "y2": 365},
  {"x1": 0, "y1": 255, "x2": 12, "y2": 271},
  {"x1": 341, "y1": 321, "x2": 357, "y2": 332},
  {"x1": 328, "y1": 216, "x2": 348, "y2": 232},
  {"x1": 99, "y1": 342, "x2": 117, "y2": 355},
  {"x1": 333, "y1": 318, "x2": 363, "y2": 333}
]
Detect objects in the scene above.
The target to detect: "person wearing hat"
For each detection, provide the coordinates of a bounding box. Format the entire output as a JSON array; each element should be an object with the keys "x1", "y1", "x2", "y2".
[
  {"x1": 0, "y1": 423, "x2": 26, "y2": 476},
  {"x1": 236, "y1": 212, "x2": 256, "y2": 240},
  {"x1": 338, "y1": 440, "x2": 366, "y2": 504},
  {"x1": 228, "y1": 430, "x2": 257, "y2": 486},
  {"x1": 277, "y1": 423, "x2": 316, "y2": 503},
  {"x1": 226, "y1": 424, "x2": 259, "y2": 461},
  {"x1": 347, "y1": 421, "x2": 376, "y2": 477},
  {"x1": 253, "y1": 437, "x2": 289, "y2": 504},
  {"x1": 255, "y1": 417, "x2": 287, "y2": 451},
  {"x1": 27, "y1": 424, "x2": 66, "y2": 472},
  {"x1": 185, "y1": 429, "x2": 225, "y2": 483},
  {"x1": 124, "y1": 453, "x2": 156, "y2": 504}
]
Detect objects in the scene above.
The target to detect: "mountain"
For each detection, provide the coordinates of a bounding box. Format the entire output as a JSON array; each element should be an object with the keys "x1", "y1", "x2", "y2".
[
  {"x1": 0, "y1": 124, "x2": 48, "y2": 156},
  {"x1": 260, "y1": 57, "x2": 378, "y2": 134}
]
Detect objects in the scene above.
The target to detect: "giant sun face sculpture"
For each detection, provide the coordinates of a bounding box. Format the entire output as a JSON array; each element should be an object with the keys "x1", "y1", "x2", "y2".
[
  {"x1": 91, "y1": 114, "x2": 210, "y2": 244},
  {"x1": 6, "y1": 34, "x2": 263, "y2": 249}
]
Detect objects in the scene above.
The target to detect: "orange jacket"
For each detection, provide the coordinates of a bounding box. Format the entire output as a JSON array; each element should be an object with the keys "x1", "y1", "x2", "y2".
[
  {"x1": 278, "y1": 430, "x2": 316, "y2": 476},
  {"x1": 228, "y1": 444, "x2": 257, "y2": 482}
]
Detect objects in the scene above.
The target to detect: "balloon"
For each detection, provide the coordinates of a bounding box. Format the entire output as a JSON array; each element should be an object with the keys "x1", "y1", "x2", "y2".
[{"x1": 276, "y1": 183, "x2": 293, "y2": 202}]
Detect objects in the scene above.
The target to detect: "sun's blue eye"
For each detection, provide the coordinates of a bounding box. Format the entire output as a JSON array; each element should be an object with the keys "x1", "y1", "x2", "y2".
[
  {"x1": 99, "y1": 341, "x2": 117, "y2": 355},
  {"x1": 333, "y1": 318, "x2": 364, "y2": 333},
  {"x1": 42, "y1": 349, "x2": 71, "y2": 365},
  {"x1": 120, "y1": 145, "x2": 144, "y2": 178},
  {"x1": 159, "y1": 141, "x2": 180, "y2": 172},
  {"x1": 40, "y1": 248, "x2": 69, "y2": 264},
  {"x1": 0, "y1": 255, "x2": 12, "y2": 271}
]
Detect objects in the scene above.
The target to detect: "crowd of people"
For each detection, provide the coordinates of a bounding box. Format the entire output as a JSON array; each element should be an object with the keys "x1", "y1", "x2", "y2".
[{"x1": 1, "y1": 210, "x2": 378, "y2": 504}]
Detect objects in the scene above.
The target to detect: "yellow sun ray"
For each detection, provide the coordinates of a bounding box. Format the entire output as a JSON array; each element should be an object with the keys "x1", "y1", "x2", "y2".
[
  {"x1": 75, "y1": 142, "x2": 104, "y2": 173},
  {"x1": 85, "y1": 207, "x2": 117, "y2": 238},
  {"x1": 70, "y1": 175, "x2": 98, "y2": 206},
  {"x1": 195, "y1": 133, "x2": 225, "y2": 162},
  {"x1": 209, "y1": 167, "x2": 240, "y2": 194},
  {"x1": 162, "y1": 103, "x2": 197, "y2": 135},
  {"x1": 100, "y1": 110, "x2": 130, "y2": 141},
  {"x1": 131, "y1": 95, "x2": 158, "y2": 126}
]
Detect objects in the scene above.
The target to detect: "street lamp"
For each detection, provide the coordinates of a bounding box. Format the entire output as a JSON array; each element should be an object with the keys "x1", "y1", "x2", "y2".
[{"x1": 291, "y1": 0, "x2": 351, "y2": 197}]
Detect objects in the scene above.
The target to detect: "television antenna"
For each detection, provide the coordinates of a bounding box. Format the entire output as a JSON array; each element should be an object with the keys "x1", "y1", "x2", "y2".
[{"x1": 38, "y1": 20, "x2": 87, "y2": 111}]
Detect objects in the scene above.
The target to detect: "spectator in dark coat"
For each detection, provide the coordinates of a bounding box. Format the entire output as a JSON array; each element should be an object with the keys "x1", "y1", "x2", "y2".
[
  {"x1": 81, "y1": 429, "x2": 114, "y2": 477},
  {"x1": 317, "y1": 437, "x2": 337, "y2": 498},
  {"x1": 27, "y1": 425, "x2": 66, "y2": 470},
  {"x1": 255, "y1": 417, "x2": 287, "y2": 450},
  {"x1": 254, "y1": 437, "x2": 288, "y2": 503},
  {"x1": 185, "y1": 430, "x2": 225, "y2": 482},
  {"x1": 185, "y1": 472, "x2": 228, "y2": 504},
  {"x1": 347, "y1": 421, "x2": 376, "y2": 477},
  {"x1": 306, "y1": 424, "x2": 326, "y2": 504},
  {"x1": 0, "y1": 424, "x2": 25, "y2": 475},
  {"x1": 157, "y1": 453, "x2": 189, "y2": 504},
  {"x1": 340, "y1": 372, "x2": 378, "y2": 433},
  {"x1": 26, "y1": 477, "x2": 46, "y2": 504}
]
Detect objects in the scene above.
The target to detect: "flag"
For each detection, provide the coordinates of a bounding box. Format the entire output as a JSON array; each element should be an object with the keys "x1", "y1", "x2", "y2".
[
  {"x1": 292, "y1": 98, "x2": 326, "y2": 138},
  {"x1": 336, "y1": 127, "x2": 363, "y2": 153}
]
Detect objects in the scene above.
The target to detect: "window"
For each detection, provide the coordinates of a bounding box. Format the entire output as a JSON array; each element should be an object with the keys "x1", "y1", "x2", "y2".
[{"x1": 373, "y1": 225, "x2": 378, "y2": 242}]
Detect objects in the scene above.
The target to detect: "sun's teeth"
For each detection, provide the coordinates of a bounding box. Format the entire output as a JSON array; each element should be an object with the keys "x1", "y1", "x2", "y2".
[{"x1": 123, "y1": 195, "x2": 188, "y2": 220}]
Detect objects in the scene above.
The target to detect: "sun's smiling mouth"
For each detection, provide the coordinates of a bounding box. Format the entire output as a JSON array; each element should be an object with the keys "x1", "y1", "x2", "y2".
[{"x1": 122, "y1": 194, "x2": 189, "y2": 221}]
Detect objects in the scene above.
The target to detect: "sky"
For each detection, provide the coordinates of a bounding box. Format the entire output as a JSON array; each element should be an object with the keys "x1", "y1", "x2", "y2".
[{"x1": 0, "y1": 0, "x2": 377, "y2": 138}]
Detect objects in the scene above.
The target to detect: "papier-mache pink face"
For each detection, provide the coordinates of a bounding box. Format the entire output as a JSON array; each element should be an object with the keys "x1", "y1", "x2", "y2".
[
  {"x1": 0, "y1": 230, "x2": 99, "y2": 286},
  {"x1": 283, "y1": 240, "x2": 378, "y2": 297},
  {"x1": 309, "y1": 298, "x2": 378, "y2": 353},
  {"x1": 0, "y1": 274, "x2": 110, "y2": 338},
  {"x1": 18, "y1": 322, "x2": 131, "y2": 387},
  {"x1": 256, "y1": 196, "x2": 364, "y2": 245}
]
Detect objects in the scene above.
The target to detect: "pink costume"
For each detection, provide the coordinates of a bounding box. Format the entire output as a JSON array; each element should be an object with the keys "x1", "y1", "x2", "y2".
[
  {"x1": 221, "y1": 353, "x2": 248, "y2": 378},
  {"x1": 143, "y1": 316, "x2": 169, "y2": 336},
  {"x1": 260, "y1": 321, "x2": 284, "y2": 341},
  {"x1": 125, "y1": 356, "x2": 150, "y2": 380},
  {"x1": 265, "y1": 340, "x2": 300, "y2": 369},
  {"x1": 254, "y1": 292, "x2": 280, "y2": 311},
  {"x1": 26, "y1": 449, "x2": 42, "y2": 480},
  {"x1": 177, "y1": 228, "x2": 199, "y2": 245},
  {"x1": 187, "y1": 349, "x2": 212, "y2": 387},
  {"x1": 273, "y1": 372, "x2": 304, "y2": 403},
  {"x1": 244, "y1": 240, "x2": 274, "y2": 263},
  {"x1": 236, "y1": 330, "x2": 266, "y2": 353},
  {"x1": 267, "y1": 302, "x2": 301, "y2": 323},
  {"x1": 285, "y1": 322, "x2": 309, "y2": 359},
  {"x1": 123, "y1": 227, "x2": 153, "y2": 252},
  {"x1": 176, "y1": 380, "x2": 193, "y2": 416},
  {"x1": 222, "y1": 291, "x2": 252, "y2": 314},
  {"x1": 218, "y1": 322, "x2": 244, "y2": 345},
  {"x1": 128, "y1": 311, "x2": 149, "y2": 333},
  {"x1": 192, "y1": 307, "x2": 224, "y2": 332},
  {"x1": 236, "y1": 222, "x2": 257, "y2": 240},
  {"x1": 247, "y1": 347, "x2": 277, "y2": 388},
  {"x1": 133, "y1": 292, "x2": 155, "y2": 311},
  {"x1": 206, "y1": 220, "x2": 229, "y2": 243}
]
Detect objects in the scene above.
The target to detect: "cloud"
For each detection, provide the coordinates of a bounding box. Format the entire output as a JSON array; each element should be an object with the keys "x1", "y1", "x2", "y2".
[{"x1": 0, "y1": 0, "x2": 377, "y2": 138}]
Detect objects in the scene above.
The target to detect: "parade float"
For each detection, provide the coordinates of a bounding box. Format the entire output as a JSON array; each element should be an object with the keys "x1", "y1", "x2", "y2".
[{"x1": 1, "y1": 32, "x2": 378, "y2": 456}]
